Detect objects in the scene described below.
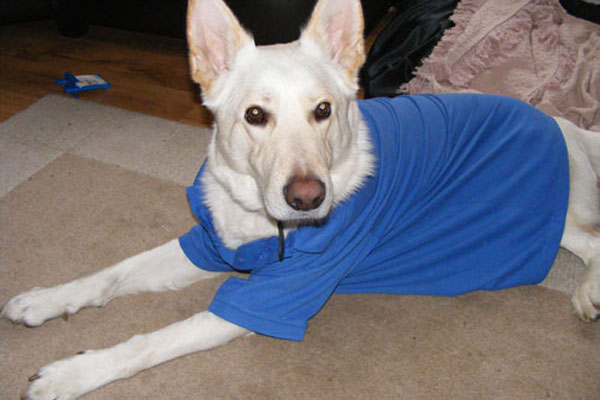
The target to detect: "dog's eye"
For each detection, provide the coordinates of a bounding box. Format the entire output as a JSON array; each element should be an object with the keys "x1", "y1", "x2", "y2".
[
  {"x1": 245, "y1": 106, "x2": 267, "y2": 125},
  {"x1": 314, "y1": 102, "x2": 331, "y2": 121}
]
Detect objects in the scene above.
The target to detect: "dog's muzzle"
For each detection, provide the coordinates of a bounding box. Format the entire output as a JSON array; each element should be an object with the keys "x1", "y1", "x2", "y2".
[{"x1": 277, "y1": 174, "x2": 327, "y2": 262}]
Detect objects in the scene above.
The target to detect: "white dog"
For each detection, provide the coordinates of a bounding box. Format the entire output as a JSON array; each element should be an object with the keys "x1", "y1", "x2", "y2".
[{"x1": 3, "y1": 0, "x2": 600, "y2": 398}]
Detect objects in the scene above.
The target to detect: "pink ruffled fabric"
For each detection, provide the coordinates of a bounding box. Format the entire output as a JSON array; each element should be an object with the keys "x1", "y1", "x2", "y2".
[{"x1": 401, "y1": 0, "x2": 600, "y2": 130}]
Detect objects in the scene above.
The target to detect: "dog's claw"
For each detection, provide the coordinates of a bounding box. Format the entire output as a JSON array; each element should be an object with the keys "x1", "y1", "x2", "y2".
[
  {"x1": 62, "y1": 313, "x2": 68, "y2": 321},
  {"x1": 28, "y1": 374, "x2": 40, "y2": 382}
]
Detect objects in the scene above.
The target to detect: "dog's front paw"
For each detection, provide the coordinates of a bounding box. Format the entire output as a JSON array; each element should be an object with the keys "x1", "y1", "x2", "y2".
[
  {"x1": 24, "y1": 352, "x2": 103, "y2": 400},
  {"x1": 2, "y1": 287, "x2": 69, "y2": 327},
  {"x1": 572, "y1": 278, "x2": 600, "y2": 322}
]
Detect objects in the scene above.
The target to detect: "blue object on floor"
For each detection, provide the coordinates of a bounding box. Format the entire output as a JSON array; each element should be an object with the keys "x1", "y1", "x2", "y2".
[{"x1": 56, "y1": 72, "x2": 110, "y2": 98}]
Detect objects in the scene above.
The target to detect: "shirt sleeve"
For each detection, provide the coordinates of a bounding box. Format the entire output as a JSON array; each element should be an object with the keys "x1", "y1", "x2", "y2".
[
  {"x1": 208, "y1": 232, "x2": 379, "y2": 341},
  {"x1": 179, "y1": 225, "x2": 235, "y2": 272},
  {"x1": 178, "y1": 172, "x2": 237, "y2": 273}
]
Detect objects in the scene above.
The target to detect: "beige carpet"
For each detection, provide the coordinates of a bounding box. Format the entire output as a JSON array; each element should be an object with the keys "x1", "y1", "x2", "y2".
[{"x1": 1, "y1": 96, "x2": 599, "y2": 399}]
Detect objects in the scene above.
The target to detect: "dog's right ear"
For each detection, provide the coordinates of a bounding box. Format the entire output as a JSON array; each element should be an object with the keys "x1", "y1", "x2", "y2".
[{"x1": 187, "y1": 0, "x2": 253, "y2": 92}]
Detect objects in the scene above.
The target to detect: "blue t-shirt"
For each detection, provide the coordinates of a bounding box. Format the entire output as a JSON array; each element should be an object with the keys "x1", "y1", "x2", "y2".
[{"x1": 179, "y1": 94, "x2": 569, "y2": 341}]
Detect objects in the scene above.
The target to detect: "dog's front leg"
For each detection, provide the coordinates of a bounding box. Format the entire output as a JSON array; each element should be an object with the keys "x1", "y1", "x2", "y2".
[
  {"x1": 2, "y1": 239, "x2": 216, "y2": 326},
  {"x1": 25, "y1": 311, "x2": 248, "y2": 400},
  {"x1": 572, "y1": 255, "x2": 600, "y2": 321}
]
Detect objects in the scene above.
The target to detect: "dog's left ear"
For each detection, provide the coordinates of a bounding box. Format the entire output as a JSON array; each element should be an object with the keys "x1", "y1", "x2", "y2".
[{"x1": 301, "y1": 0, "x2": 365, "y2": 83}]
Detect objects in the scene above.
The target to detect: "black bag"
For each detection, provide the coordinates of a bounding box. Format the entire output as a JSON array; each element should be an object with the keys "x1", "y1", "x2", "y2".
[
  {"x1": 559, "y1": 0, "x2": 600, "y2": 25},
  {"x1": 361, "y1": 0, "x2": 459, "y2": 98}
]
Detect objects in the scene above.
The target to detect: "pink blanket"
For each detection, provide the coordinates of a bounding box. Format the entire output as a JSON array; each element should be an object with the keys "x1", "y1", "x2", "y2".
[{"x1": 401, "y1": 0, "x2": 600, "y2": 130}]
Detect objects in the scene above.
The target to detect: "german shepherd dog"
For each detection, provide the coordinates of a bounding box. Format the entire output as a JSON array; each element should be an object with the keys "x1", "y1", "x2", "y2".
[{"x1": 3, "y1": 0, "x2": 599, "y2": 398}]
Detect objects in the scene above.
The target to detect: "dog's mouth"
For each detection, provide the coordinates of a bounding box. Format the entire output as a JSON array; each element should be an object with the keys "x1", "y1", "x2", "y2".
[{"x1": 268, "y1": 206, "x2": 331, "y2": 225}]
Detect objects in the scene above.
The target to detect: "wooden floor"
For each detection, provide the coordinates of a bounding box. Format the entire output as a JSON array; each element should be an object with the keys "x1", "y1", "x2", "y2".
[
  {"x1": 0, "y1": 21, "x2": 213, "y2": 127},
  {"x1": 0, "y1": 18, "x2": 388, "y2": 127}
]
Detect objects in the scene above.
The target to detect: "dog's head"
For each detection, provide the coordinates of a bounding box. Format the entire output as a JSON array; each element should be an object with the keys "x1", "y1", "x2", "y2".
[{"x1": 187, "y1": 0, "x2": 371, "y2": 223}]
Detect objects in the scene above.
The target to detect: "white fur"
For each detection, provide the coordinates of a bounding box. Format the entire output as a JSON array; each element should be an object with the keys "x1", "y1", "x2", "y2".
[
  {"x1": 555, "y1": 117, "x2": 600, "y2": 321},
  {"x1": 2, "y1": 0, "x2": 600, "y2": 398},
  {"x1": 23, "y1": 310, "x2": 246, "y2": 400},
  {"x1": 200, "y1": 33, "x2": 373, "y2": 246}
]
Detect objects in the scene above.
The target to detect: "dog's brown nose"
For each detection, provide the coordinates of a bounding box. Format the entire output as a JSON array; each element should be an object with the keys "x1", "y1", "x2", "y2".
[{"x1": 284, "y1": 175, "x2": 326, "y2": 211}]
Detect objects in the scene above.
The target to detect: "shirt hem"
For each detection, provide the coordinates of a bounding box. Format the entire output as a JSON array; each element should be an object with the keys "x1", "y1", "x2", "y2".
[{"x1": 208, "y1": 299, "x2": 307, "y2": 341}]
